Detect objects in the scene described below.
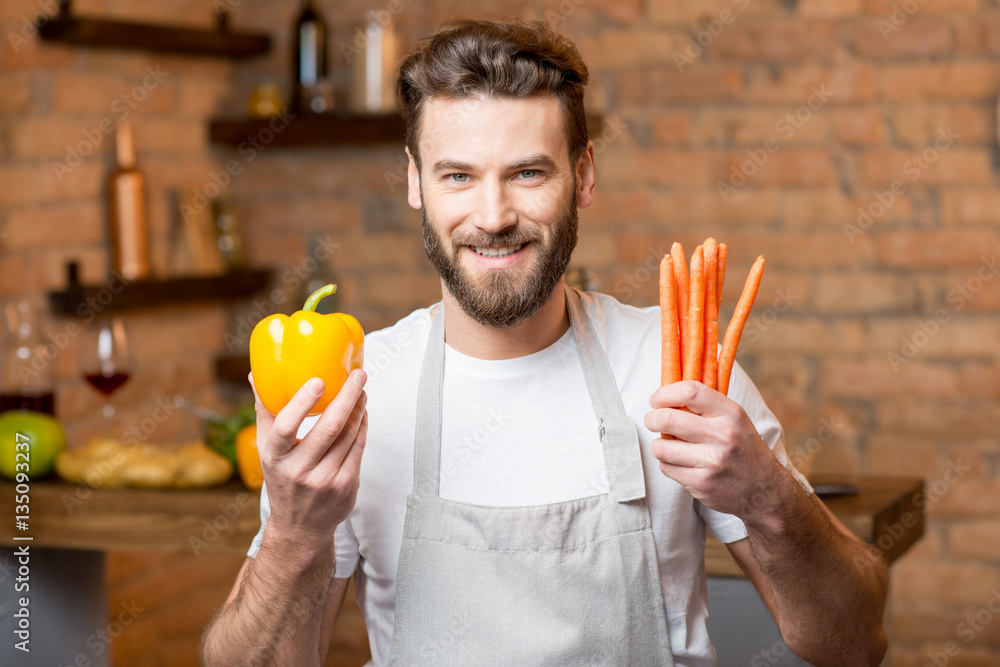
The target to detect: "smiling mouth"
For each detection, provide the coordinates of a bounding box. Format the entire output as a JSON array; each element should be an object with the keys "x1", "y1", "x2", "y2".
[{"x1": 471, "y1": 243, "x2": 525, "y2": 258}]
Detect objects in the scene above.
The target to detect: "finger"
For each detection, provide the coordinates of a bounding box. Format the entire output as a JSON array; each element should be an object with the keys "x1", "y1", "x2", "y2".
[
  {"x1": 657, "y1": 460, "x2": 701, "y2": 489},
  {"x1": 644, "y1": 406, "x2": 704, "y2": 443},
  {"x1": 320, "y1": 407, "x2": 367, "y2": 484},
  {"x1": 266, "y1": 377, "x2": 326, "y2": 459},
  {"x1": 295, "y1": 370, "x2": 368, "y2": 468},
  {"x1": 248, "y1": 372, "x2": 274, "y2": 435},
  {"x1": 650, "y1": 436, "x2": 710, "y2": 469},
  {"x1": 649, "y1": 380, "x2": 728, "y2": 417}
]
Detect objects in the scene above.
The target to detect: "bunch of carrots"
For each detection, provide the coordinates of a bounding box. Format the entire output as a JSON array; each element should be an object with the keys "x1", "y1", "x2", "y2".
[{"x1": 659, "y1": 239, "x2": 765, "y2": 397}]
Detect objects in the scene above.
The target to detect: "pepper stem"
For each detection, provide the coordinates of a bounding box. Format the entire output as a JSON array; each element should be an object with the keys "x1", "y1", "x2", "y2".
[{"x1": 303, "y1": 283, "x2": 337, "y2": 312}]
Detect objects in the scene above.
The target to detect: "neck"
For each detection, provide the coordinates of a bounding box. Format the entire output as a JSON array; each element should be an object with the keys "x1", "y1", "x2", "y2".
[{"x1": 437, "y1": 280, "x2": 570, "y2": 360}]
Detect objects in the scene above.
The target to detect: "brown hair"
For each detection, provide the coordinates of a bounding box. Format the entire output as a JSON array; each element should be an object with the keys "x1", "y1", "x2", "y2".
[{"x1": 396, "y1": 18, "x2": 590, "y2": 170}]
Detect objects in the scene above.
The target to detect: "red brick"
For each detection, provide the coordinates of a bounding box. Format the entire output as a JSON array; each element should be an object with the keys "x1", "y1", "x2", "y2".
[
  {"x1": 2, "y1": 32, "x2": 75, "y2": 69},
  {"x1": 856, "y1": 149, "x2": 991, "y2": 187},
  {"x1": 547, "y1": 0, "x2": 643, "y2": 25},
  {"x1": 176, "y1": 78, "x2": 234, "y2": 117},
  {"x1": 953, "y1": 15, "x2": 1000, "y2": 56},
  {"x1": 649, "y1": 0, "x2": 775, "y2": 24},
  {"x1": 895, "y1": 561, "x2": 1000, "y2": 606},
  {"x1": 0, "y1": 253, "x2": 44, "y2": 296},
  {"x1": 52, "y1": 71, "x2": 175, "y2": 116},
  {"x1": 814, "y1": 272, "x2": 922, "y2": 314},
  {"x1": 865, "y1": 435, "x2": 944, "y2": 478},
  {"x1": 579, "y1": 187, "x2": 651, "y2": 227},
  {"x1": 365, "y1": 270, "x2": 441, "y2": 309},
  {"x1": 864, "y1": 0, "x2": 977, "y2": 11},
  {"x1": 780, "y1": 188, "x2": 857, "y2": 227},
  {"x1": 649, "y1": 111, "x2": 694, "y2": 145},
  {"x1": 879, "y1": 63, "x2": 1000, "y2": 101},
  {"x1": 934, "y1": 480, "x2": 1000, "y2": 517},
  {"x1": 647, "y1": 189, "x2": 779, "y2": 226},
  {"x1": 573, "y1": 230, "x2": 617, "y2": 269},
  {"x1": 877, "y1": 396, "x2": 1000, "y2": 439},
  {"x1": 940, "y1": 189, "x2": 1000, "y2": 226},
  {"x1": 891, "y1": 103, "x2": 995, "y2": 148},
  {"x1": 616, "y1": 66, "x2": 743, "y2": 104},
  {"x1": 821, "y1": 358, "x2": 956, "y2": 397},
  {"x1": 722, "y1": 148, "x2": 837, "y2": 188},
  {"x1": 744, "y1": 318, "x2": 866, "y2": 354},
  {"x1": 888, "y1": 605, "x2": 962, "y2": 645},
  {"x1": 235, "y1": 151, "x2": 410, "y2": 196},
  {"x1": 41, "y1": 160, "x2": 105, "y2": 202},
  {"x1": 832, "y1": 107, "x2": 889, "y2": 145},
  {"x1": 577, "y1": 29, "x2": 685, "y2": 69},
  {"x1": 870, "y1": 315, "x2": 1000, "y2": 359},
  {"x1": 599, "y1": 149, "x2": 720, "y2": 187},
  {"x1": 950, "y1": 521, "x2": 1000, "y2": 561},
  {"x1": 695, "y1": 109, "x2": 829, "y2": 146},
  {"x1": 0, "y1": 165, "x2": 43, "y2": 206},
  {"x1": 798, "y1": 0, "x2": 862, "y2": 17},
  {"x1": 958, "y1": 362, "x2": 1000, "y2": 398},
  {"x1": 10, "y1": 117, "x2": 109, "y2": 160},
  {"x1": 876, "y1": 230, "x2": 999, "y2": 268},
  {"x1": 136, "y1": 119, "x2": 206, "y2": 155},
  {"x1": 850, "y1": 19, "x2": 951, "y2": 58},
  {"x1": 745, "y1": 63, "x2": 877, "y2": 104},
  {"x1": 710, "y1": 21, "x2": 838, "y2": 61},
  {"x1": 5, "y1": 202, "x2": 103, "y2": 249},
  {"x1": 0, "y1": 71, "x2": 34, "y2": 113}
]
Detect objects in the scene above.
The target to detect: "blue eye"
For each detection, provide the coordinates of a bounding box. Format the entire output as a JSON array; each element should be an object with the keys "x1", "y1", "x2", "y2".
[
  {"x1": 519, "y1": 170, "x2": 538, "y2": 179},
  {"x1": 449, "y1": 174, "x2": 469, "y2": 183}
]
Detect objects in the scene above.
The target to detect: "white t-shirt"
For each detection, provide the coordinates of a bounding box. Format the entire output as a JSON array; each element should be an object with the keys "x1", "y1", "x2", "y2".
[{"x1": 248, "y1": 290, "x2": 809, "y2": 667}]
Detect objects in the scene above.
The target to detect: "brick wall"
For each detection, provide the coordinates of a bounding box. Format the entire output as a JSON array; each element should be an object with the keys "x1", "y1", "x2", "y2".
[{"x1": 4, "y1": 0, "x2": 1000, "y2": 664}]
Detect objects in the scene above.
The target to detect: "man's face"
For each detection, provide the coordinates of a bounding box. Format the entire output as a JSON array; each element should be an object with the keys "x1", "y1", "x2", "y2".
[{"x1": 408, "y1": 95, "x2": 591, "y2": 329}]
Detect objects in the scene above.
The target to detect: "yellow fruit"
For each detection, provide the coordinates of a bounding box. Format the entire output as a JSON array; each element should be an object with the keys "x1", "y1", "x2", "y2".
[{"x1": 236, "y1": 424, "x2": 263, "y2": 491}]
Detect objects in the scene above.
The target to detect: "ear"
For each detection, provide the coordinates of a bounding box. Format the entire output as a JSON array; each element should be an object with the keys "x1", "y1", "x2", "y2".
[
  {"x1": 406, "y1": 147, "x2": 422, "y2": 210},
  {"x1": 575, "y1": 141, "x2": 596, "y2": 209}
]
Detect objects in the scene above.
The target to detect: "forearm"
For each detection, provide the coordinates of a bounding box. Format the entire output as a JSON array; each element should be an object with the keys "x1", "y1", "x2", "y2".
[
  {"x1": 201, "y1": 529, "x2": 335, "y2": 667},
  {"x1": 743, "y1": 473, "x2": 889, "y2": 666}
]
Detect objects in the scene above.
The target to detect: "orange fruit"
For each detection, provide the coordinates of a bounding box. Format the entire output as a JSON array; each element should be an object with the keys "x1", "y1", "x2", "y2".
[{"x1": 235, "y1": 424, "x2": 263, "y2": 491}]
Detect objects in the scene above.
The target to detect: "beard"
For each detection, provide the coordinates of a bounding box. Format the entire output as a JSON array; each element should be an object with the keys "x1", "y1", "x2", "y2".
[{"x1": 422, "y1": 188, "x2": 579, "y2": 330}]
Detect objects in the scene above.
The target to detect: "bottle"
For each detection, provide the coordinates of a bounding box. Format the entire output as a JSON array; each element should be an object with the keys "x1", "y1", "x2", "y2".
[
  {"x1": 349, "y1": 10, "x2": 398, "y2": 114},
  {"x1": 108, "y1": 121, "x2": 150, "y2": 281},
  {"x1": 291, "y1": 0, "x2": 330, "y2": 114}
]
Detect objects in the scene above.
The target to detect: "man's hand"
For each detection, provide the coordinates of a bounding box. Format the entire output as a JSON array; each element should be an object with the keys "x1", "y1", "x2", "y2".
[
  {"x1": 644, "y1": 380, "x2": 789, "y2": 524},
  {"x1": 250, "y1": 370, "x2": 368, "y2": 557}
]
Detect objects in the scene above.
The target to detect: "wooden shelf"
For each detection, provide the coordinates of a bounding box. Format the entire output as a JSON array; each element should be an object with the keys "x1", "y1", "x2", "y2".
[
  {"x1": 705, "y1": 475, "x2": 924, "y2": 577},
  {"x1": 209, "y1": 113, "x2": 605, "y2": 149},
  {"x1": 215, "y1": 354, "x2": 251, "y2": 384},
  {"x1": 47, "y1": 268, "x2": 272, "y2": 316},
  {"x1": 38, "y1": 13, "x2": 271, "y2": 59}
]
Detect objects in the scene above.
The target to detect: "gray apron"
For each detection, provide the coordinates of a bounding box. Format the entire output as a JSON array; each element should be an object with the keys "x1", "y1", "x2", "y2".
[{"x1": 388, "y1": 285, "x2": 675, "y2": 666}]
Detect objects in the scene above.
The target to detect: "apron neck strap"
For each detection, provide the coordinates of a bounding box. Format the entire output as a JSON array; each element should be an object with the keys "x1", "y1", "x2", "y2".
[{"x1": 412, "y1": 285, "x2": 647, "y2": 503}]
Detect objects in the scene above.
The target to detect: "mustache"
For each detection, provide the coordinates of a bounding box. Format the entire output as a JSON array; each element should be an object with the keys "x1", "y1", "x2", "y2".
[{"x1": 450, "y1": 229, "x2": 542, "y2": 248}]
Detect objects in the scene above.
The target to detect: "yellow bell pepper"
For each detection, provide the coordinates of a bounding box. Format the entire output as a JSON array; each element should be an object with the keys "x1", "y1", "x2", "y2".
[{"x1": 249, "y1": 284, "x2": 364, "y2": 416}]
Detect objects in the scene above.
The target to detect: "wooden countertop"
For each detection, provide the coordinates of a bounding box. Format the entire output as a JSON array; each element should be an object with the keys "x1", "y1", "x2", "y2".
[
  {"x1": 1, "y1": 475, "x2": 924, "y2": 573},
  {"x1": 705, "y1": 475, "x2": 924, "y2": 577}
]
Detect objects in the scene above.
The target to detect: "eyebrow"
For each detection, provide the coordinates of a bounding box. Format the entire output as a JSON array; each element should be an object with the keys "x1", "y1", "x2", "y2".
[{"x1": 430, "y1": 154, "x2": 558, "y2": 175}]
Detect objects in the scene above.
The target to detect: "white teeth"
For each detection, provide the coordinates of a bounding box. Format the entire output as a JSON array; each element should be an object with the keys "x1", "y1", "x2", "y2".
[{"x1": 474, "y1": 244, "x2": 524, "y2": 258}]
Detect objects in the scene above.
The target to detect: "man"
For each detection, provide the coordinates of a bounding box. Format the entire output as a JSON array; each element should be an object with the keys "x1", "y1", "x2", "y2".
[{"x1": 202, "y1": 18, "x2": 888, "y2": 667}]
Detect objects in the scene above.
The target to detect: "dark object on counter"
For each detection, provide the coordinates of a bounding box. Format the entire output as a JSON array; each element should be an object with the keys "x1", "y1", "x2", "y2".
[{"x1": 812, "y1": 483, "x2": 860, "y2": 497}]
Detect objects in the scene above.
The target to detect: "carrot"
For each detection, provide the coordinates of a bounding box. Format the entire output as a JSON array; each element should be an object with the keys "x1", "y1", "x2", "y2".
[
  {"x1": 717, "y1": 256, "x2": 765, "y2": 396},
  {"x1": 716, "y1": 243, "x2": 727, "y2": 312},
  {"x1": 670, "y1": 243, "x2": 689, "y2": 364},
  {"x1": 701, "y1": 238, "x2": 718, "y2": 390},
  {"x1": 683, "y1": 245, "x2": 705, "y2": 382},
  {"x1": 660, "y1": 256, "x2": 682, "y2": 386}
]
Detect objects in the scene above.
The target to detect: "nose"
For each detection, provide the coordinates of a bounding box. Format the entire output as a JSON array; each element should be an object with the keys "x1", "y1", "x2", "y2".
[{"x1": 473, "y1": 178, "x2": 517, "y2": 235}]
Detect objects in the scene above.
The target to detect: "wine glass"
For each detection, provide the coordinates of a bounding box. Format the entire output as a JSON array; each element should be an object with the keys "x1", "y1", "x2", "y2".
[{"x1": 82, "y1": 317, "x2": 132, "y2": 423}]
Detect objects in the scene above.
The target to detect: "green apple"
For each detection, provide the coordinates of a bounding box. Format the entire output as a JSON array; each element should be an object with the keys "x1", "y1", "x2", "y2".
[{"x1": 0, "y1": 410, "x2": 67, "y2": 480}]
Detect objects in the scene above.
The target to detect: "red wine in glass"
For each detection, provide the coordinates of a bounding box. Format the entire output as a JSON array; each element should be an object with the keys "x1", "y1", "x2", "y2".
[
  {"x1": 0, "y1": 391, "x2": 55, "y2": 415},
  {"x1": 84, "y1": 372, "x2": 130, "y2": 397}
]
